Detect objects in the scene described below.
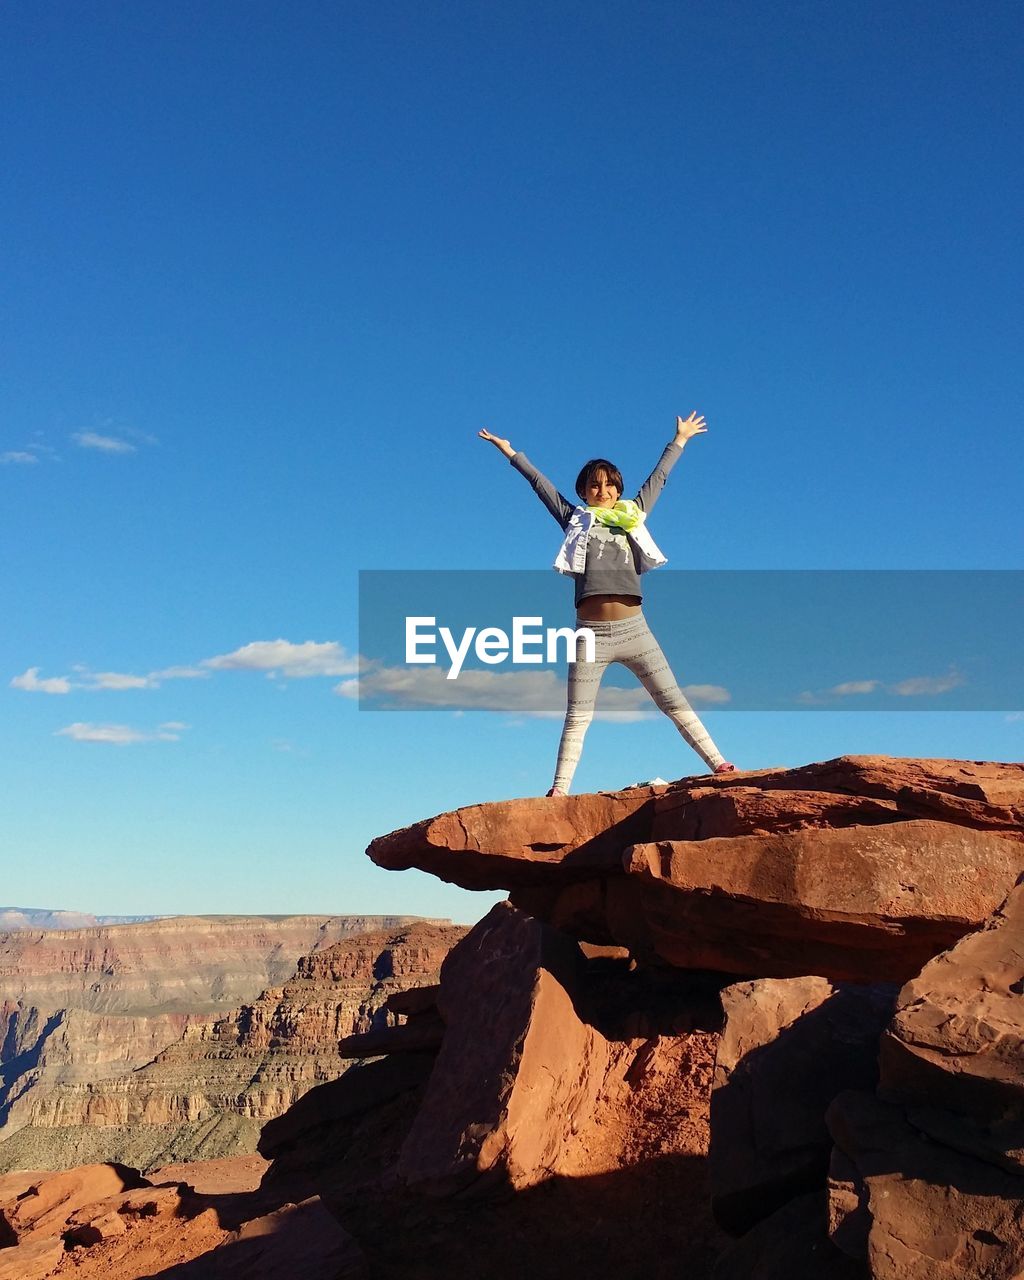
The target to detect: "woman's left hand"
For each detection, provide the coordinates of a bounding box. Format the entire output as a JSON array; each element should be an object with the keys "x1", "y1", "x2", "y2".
[{"x1": 674, "y1": 411, "x2": 707, "y2": 444}]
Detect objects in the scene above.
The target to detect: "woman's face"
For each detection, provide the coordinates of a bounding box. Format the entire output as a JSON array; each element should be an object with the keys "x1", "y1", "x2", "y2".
[{"x1": 585, "y1": 468, "x2": 620, "y2": 509}]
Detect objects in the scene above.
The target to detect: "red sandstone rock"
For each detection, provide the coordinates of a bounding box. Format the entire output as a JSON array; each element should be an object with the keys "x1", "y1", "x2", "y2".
[
  {"x1": 396, "y1": 902, "x2": 612, "y2": 1194},
  {"x1": 367, "y1": 758, "x2": 1024, "y2": 897},
  {"x1": 710, "y1": 977, "x2": 894, "y2": 1234},
  {"x1": 367, "y1": 790, "x2": 660, "y2": 888},
  {"x1": 65, "y1": 1183, "x2": 186, "y2": 1239},
  {"x1": 827, "y1": 1090, "x2": 1024, "y2": 1278},
  {"x1": 0, "y1": 1232, "x2": 64, "y2": 1280},
  {"x1": 680, "y1": 756, "x2": 1024, "y2": 827},
  {"x1": 64, "y1": 1209, "x2": 128, "y2": 1245},
  {"x1": 0, "y1": 1162, "x2": 146, "y2": 1243},
  {"x1": 880, "y1": 875, "x2": 1024, "y2": 1126},
  {"x1": 626, "y1": 820, "x2": 1024, "y2": 981},
  {"x1": 652, "y1": 784, "x2": 902, "y2": 841}
]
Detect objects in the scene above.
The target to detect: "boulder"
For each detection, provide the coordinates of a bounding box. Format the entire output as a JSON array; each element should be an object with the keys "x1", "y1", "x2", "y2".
[
  {"x1": 64, "y1": 1183, "x2": 187, "y2": 1244},
  {"x1": 827, "y1": 1090, "x2": 1024, "y2": 1278},
  {"x1": 626, "y1": 820, "x2": 1024, "y2": 981},
  {"x1": 880, "y1": 875, "x2": 1024, "y2": 1126},
  {"x1": 0, "y1": 1161, "x2": 146, "y2": 1244},
  {"x1": 396, "y1": 902, "x2": 610, "y2": 1195},
  {"x1": 711, "y1": 977, "x2": 895, "y2": 1234}
]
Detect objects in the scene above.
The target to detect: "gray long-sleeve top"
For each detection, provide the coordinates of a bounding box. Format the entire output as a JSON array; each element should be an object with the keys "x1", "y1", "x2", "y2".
[{"x1": 509, "y1": 442, "x2": 683, "y2": 608}]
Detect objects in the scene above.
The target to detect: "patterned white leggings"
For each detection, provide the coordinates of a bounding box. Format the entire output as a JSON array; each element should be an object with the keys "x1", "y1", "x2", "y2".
[{"x1": 552, "y1": 612, "x2": 726, "y2": 792}]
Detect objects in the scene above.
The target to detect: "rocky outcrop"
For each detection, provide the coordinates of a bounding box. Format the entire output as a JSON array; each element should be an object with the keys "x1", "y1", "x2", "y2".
[
  {"x1": 371, "y1": 757, "x2": 1024, "y2": 983},
  {"x1": 879, "y1": 876, "x2": 1024, "y2": 1128},
  {"x1": 0, "y1": 921, "x2": 465, "y2": 1173},
  {"x1": 827, "y1": 1091, "x2": 1024, "y2": 1278},
  {"x1": 304, "y1": 901, "x2": 726, "y2": 1276},
  {"x1": 0, "y1": 1157, "x2": 367, "y2": 1279},
  {"x1": 396, "y1": 903, "x2": 612, "y2": 1194},
  {"x1": 345, "y1": 755, "x2": 1024, "y2": 1278},
  {"x1": 819, "y1": 875, "x2": 1024, "y2": 1277},
  {"x1": 710, "y1": 977, "x2": 895, "y2": 1234},
  {"x1": 369, "y1": 757, "x2": 1024, "y2": 889}
]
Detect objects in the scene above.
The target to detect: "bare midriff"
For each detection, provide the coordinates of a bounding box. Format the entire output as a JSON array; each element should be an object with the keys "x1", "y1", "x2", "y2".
[{"x1": 575, "y1": 594, "x2": 642, "y2": 622}]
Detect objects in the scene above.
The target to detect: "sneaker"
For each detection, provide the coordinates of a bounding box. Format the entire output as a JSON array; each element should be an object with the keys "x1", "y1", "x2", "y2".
[
  {"x1": 713, "y1": 762, "x2": 737, "y2": 774},
  {"x1": 545, "y1": 786, "x2": 567, "y2": 797}
]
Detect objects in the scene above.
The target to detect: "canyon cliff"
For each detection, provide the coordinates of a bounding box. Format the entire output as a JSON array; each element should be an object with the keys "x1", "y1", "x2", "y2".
[{"x1": 0, "y1": 916, "x2": 464, "y2": 1172}]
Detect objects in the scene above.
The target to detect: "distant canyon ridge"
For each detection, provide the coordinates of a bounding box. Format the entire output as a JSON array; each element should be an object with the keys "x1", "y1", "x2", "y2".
[{"x1": 0, "y1": 912, "x2": 468, "y2": 1173}]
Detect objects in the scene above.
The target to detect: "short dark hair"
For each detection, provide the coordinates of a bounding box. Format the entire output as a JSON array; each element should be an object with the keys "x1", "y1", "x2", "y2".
[{"x1": 575, "y1": 458, "x2": 623, "y2": 501}]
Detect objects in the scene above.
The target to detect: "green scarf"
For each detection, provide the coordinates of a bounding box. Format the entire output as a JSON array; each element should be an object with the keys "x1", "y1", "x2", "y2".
[{"x1": 586, "y1": 499, "x2": 644, "y2": 531}]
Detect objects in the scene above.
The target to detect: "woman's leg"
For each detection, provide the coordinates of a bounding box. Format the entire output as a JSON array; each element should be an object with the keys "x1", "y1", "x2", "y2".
[
  {"x1": 551, "y1": 624, "x2": 614, "y2": 792},
  {"x1": 616, "y1": 614, "x2": 727, "y2": 771}
]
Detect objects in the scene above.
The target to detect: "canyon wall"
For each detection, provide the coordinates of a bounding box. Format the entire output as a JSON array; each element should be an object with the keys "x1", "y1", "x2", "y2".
[{"x1": 0, "y1": 915, "x2": 464, "y2": 1172}]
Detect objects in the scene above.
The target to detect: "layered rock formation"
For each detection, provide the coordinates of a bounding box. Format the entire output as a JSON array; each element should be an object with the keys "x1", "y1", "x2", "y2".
[
  {"x1": 371, "y1": 756, "x2": 1024, "y2": 982},
  {"x1": 0, "y1": 917, "x2": 463, "y2": 1173},
  {"x1": 0, "y1": 913, "x2": 428, "y2": 1013},
  {"x1": 351, "y1": 755, "x2": 1024, "y2": 1277},
  {"x1": 3, "y1": 754, "x2": 1022, "y2": 1279}
]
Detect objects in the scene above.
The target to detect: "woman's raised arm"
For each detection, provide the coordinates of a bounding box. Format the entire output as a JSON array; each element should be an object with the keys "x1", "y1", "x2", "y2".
[
  {"x1": 635, "y1": 412, "x2": 708, "y2": 513},
  {"x1": 478, "y1": 429, "x2": 574, "y2": 528}
]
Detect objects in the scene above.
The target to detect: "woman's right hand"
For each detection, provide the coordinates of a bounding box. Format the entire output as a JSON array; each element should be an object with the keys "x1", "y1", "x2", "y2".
[{"x1": 478, "y1": 428, "x2": 516, "y2": 459}]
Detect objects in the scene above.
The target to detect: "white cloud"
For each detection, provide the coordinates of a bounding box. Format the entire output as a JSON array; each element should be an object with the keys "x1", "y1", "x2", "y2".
[
  {"x1": 150, "y1": 665, "x2": 209, "y2": 681},
  {"x1": 86, "y1": 671, "x2": 154, "y2": 690},
  {"x1": 13, "y1": 663, "x2": 211, "y2": 693},
  {"x1": 204, "y1": 640, "x2": 359, "y2": 678},
  {"x1": 797, "y1": 669, "x2": 964, "y2": 704},
  {"x1": 681, "y1": 684, "x2": 732, "y2": 706},
  {"x1": 56, "y1": 720, "x2": 190, "y2": 745},
  {"x1": 72, "y1": 431, "x2": 136, "y2": 454},
  {"x1": 890, "y1": 671, "x2": 964, "y2": 697},
  {"x1": 1006, "y1": 712, "x2": 1024, "y2": 723},
  {"x1": 57, "y1": 722, "x2": 151, "y2": 745},
  {"x1": 1, "y1": 450, "x2": 39, "y2": 465},
  {"x1": 13, "y1": 641, "x2": 356, "y2": 703},
  {"x1": 10, "y1": 667, "x2": 72, "y2": 694},
  {"x1": 335, "y1": 662, "x2": 732, "y2": 720},
  {"x1": 829, "y1": 679, "x2": 881, "y2": 696}
]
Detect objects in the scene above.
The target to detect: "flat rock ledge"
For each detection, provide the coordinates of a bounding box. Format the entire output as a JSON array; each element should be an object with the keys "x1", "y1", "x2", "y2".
[{"x1": 368, "y1": 756, "x2": 1024, "y2": 983}]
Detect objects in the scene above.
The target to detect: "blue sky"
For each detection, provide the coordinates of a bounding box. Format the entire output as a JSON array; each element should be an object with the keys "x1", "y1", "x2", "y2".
[{"x1": 2, "y1": 2, "x2": 1021, "y2": 924}]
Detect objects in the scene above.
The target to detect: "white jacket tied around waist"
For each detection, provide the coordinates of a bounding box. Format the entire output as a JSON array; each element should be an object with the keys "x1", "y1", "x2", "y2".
[{"x1": 553, "y1": 505, "x2": 668, "y2": 576}]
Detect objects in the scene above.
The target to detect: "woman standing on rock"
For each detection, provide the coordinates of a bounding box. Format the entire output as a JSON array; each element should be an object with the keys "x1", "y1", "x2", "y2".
[{"x1": 478, "y1": 414, "x2": 735, "y2": 796}]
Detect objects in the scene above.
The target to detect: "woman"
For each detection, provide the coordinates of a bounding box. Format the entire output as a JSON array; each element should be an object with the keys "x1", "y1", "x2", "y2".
[{"x1": 479, "y1": 412, "x2": 736, "y2": 795}]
